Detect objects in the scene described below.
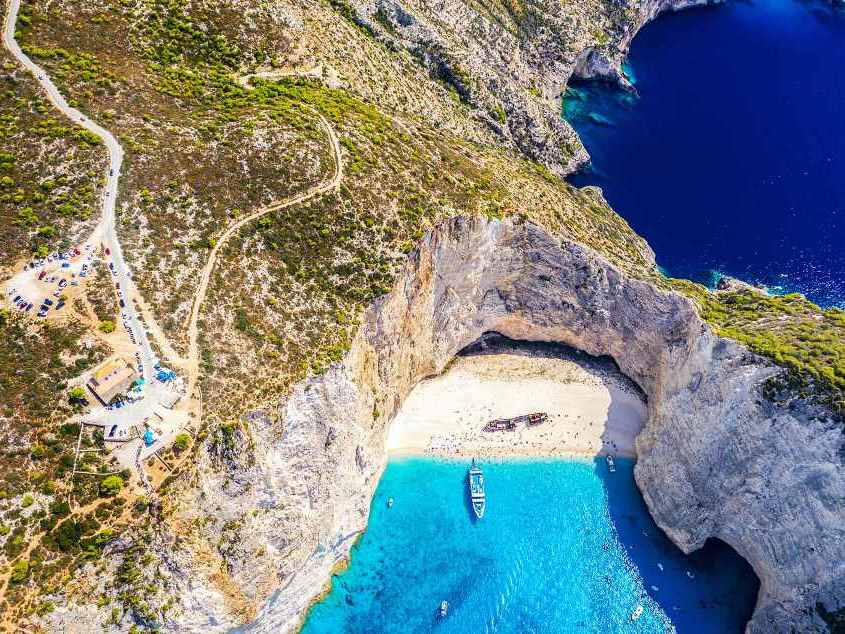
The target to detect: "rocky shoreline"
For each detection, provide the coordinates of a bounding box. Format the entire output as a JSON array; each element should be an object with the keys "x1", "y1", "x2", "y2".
[
  {"x1": 344, "y1": 0, "x2": 724, "y2": 175},
  {"x1": 194, "y1": 216, "x2": 842, "y2": 633}
]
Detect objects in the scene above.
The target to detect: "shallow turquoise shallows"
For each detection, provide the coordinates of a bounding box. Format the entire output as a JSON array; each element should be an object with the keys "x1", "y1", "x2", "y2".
[{"x1": 302, "y1": 458, "x2": 758, "y2": 633}]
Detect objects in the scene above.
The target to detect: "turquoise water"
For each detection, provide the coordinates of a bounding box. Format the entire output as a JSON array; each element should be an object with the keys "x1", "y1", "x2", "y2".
[
  {"x1": 565, "y1": 0, "x2": 845, "y2": 307},
  {"x1": 302, "y1": 458, "x2": 758, "y2": 633}
]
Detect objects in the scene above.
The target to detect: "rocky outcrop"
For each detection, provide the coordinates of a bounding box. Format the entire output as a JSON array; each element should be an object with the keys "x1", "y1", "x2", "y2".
[
  {"x1": 337, "y1": 0, "x2": 720, "y2": 174},
  {"x1": 169, "y1": 216, "x2": 843, "y2": 633},
  {"x1": 574, "y1": 0, "x2": 723, "y2": 87}
]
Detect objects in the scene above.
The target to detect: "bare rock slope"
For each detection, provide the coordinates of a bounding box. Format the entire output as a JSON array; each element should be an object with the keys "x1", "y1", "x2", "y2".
[
  {"x1": 342, "y1": 0, "x2": 719, "y2": 174},
  {"x1": 177, "y1": 216, "x2": 842, "y2": 632}
]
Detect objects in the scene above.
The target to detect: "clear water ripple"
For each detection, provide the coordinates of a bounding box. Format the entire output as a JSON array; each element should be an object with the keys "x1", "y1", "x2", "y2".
[{"x1": 302, "y1": 458, "x2": 758, "y2": 633}]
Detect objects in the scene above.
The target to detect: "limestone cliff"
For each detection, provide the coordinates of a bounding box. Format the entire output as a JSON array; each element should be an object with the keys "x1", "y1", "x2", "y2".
[
  {"x1": 341, "y1": 0, "x2": 720, "y2": 174},
  {"x1": 148, "y1": 216, "x2": 843, "y2": 633}
]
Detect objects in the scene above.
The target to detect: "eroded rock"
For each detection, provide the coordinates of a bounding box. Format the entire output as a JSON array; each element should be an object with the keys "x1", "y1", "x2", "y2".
[{"x1": 185, "y1": 215, "x2": 842, "y2": 633}]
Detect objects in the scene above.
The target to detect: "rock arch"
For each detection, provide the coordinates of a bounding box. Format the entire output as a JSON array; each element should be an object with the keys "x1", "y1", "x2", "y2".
[{"x1": 236, "y1": 216, "x2": 843, "y2": 632}]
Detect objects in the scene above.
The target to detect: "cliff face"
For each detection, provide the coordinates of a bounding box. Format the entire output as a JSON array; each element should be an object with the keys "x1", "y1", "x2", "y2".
[
  {"x1": 342, "y1": 0, "x2": 717, "y2": 174},
  {"x1": 168, "y1": 216, "x2": 843, "y2": 632}
]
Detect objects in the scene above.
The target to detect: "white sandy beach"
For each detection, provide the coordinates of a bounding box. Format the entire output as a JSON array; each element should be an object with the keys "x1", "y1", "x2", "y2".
[{"x1": 386, "y1": 346, "x2": 647, "y2": 460}]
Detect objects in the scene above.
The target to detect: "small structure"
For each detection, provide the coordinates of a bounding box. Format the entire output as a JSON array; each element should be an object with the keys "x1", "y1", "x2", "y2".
[
  {"x1": 156, "y1": 368, "x2": 176, "y2": 382},
  {"x1": 483, "y1": 418, "x2": 517, "y2": 432},
  {"x1": 87, "y1": 357, "x2": 139, "y2": 405},
  {"x1": 483, "y1": 412, "x2": 548, "y2": 432},
  {"x1": 159, "y1": 391, "x2": 181, "y2": 410}
]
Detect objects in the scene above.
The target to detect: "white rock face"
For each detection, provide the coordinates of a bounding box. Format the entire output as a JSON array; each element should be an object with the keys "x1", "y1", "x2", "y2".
[{"x1": 176, "y1": 216, "x2": 843, "y2": 633}]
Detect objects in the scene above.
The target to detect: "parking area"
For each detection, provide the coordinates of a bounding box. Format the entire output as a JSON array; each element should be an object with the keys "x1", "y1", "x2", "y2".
[{"x1": 4, "y1": 242, "x2": 98, "y2": 318}]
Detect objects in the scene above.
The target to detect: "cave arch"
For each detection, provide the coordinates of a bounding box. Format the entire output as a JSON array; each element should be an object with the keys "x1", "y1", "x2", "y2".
[{"x1": 250, "y1": 216, "x2": 843, "y2": 633}]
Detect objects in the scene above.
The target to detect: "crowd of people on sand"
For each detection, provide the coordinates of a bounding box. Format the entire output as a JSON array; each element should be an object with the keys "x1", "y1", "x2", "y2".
[
  {"x1": 421, "y1": 409, "x2": 632, "y2": 459},
  {"x1": 390, "y1": 345, "x2": 645, "y2": 459}
]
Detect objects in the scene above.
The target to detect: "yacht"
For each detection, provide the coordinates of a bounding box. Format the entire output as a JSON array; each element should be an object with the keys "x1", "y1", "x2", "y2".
[
  {"x1": 468, "y1": 460, "x2": 486, "y2": 519},
  {"x1": 606, "y1": 454, "x2": 616, "y2": 473}
]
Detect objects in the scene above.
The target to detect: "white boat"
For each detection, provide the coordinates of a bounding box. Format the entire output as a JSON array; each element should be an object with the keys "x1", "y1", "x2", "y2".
[
  {"x1": 631, "y1": 605, "x2": 643, "y2": 621},
  {"x1": 439, "y1": 600, "x2": 449, "y2": 618},
  {"x1": 606, "y1": 454, "x2": 616, "y2": 472},
  {"x1": 468, "y1": 460, "x2": 486, "y2": 519},
  {"x1": 387, "y1": 497, "x2": 394, "y2": 508}
]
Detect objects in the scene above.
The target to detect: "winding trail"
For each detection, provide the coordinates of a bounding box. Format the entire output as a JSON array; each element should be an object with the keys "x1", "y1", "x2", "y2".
[
  {"x1": 3, "y1": 0, "x2": 160, "y2": 395},
  {"x1": 4, "y1": 0, "x2": 344, "y2": 407},
  {"x1": 184, "y1": 114, "x2": 343, "y2": 399},
  {"x1": 0, "y1": 3, "x2": 344, "y2": 613}
]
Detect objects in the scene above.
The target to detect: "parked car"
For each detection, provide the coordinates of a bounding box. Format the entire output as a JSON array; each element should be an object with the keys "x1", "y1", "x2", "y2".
[
  {"x1": 38, "y1": 270, "x2": 46, "y2": 280},
  {"x1": 71, "y1": 280, "x2": 79, "y2": 286},
  {"x1": 56, "y1": 301, "x2": 65, "y2": 310},
  {"x1": 62, "y1": 262, "x2": 70, "y2": 268},
  {"x1": 119, "y1": 299, "x2": 125, "y2": 307},
  {"x1": 44, "y1": 298, "x2": 53, "y2": 306},
  {"x1": 13, "y1": 295, "x2": 20, "y2": 302},
  {"x1": 105, "y1": 248, "x2": 111, "y2": 255},
  {"x1": 37, "y1": 310, "x2": 47, "y2": 318},
  {"x1": 25, "y1": 303, "x2": 33, "y2": 311}
]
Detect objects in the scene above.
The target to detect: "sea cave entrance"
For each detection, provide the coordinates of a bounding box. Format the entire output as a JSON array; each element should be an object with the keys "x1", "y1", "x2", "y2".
[
  {"x1": 302, "y1": 333, "x2": 761, "y2": 633},
  {"x1": 386, "y1": 332, "x2": 648, "y2": 461}
]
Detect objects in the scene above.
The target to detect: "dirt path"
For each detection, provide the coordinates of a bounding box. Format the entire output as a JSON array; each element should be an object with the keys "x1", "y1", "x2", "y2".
[{"x1": 183, "y1": 113, "x2": 343, "y2": 400}]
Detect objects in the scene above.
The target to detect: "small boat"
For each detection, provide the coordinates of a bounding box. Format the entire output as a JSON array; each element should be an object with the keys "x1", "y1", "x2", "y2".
[
  {"x1": 631, "y1": 605, "x2": 643, "y2": 621},
  {"x1": 387, "y1": 497, "x2": 394, "y2": 508},
  {"x1": 468, "y1": 460, "x2": 486, "y2": 520},
  {"x1": 439, "y1": 600, "x2": 449, "y2": 618},
  {"x1": 606, "y1": 454, "x2": 616, "y2": 473}
]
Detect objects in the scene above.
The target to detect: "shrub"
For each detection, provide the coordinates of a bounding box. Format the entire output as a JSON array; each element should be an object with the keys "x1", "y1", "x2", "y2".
[
  {"x1": 21, "y1": 494, "x2": 34, "y2": 508},
  {"x1": 172, "y1": 433, "x2": 190, "y2": 453},
  {"x1": 100, "y1": 475, "x2": 123, "y2": 496},
  {"x1": 10, "y1": 560, "x2": 29, "y2": 583},
  {"x1": 68, "y1": 386, "x2": 87, "y2": 402},
  {"x1": 99, "y1": 320, "x2": 115, "y2": 333}
]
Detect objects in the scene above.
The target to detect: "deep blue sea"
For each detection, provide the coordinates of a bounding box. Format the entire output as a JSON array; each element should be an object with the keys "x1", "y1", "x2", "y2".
[
  {"x1": 565, "y1": 0, "x2": 845, "y2": 307},
  {"x1": 302, "y1": 458, "x2": 759, "y2": 633}
]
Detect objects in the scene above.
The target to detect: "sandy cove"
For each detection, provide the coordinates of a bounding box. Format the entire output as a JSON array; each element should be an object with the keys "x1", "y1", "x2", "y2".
[{"x1": 385, "y1": 342, "x2": 647, "y2": 460}]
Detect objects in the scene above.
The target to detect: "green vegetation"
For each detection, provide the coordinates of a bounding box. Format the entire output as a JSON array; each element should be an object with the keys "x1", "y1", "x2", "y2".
[
  {"x1": 10, "y1": 560, "x2": 29, "y2": 584},
  {"x1": 68, "y1": 386, "x2": 87, "y2": 402},
  {"x1": 100, "y1": 475, "x2": 124, "y2": 496},
  {"x1": 0, "y1": 18, "x2": 106, "y2": 267},
  {"x1": 172, "y1": 433, "x2": 190, "y2": 453},
  {"x1": 490, "y1": 103, "x2": 507, "y2": 124},
  {"x1": 6, "y1": 0, "x2": 844, "y2": 625},
  {"x1": 0, "y1": 313, "x2": 105, "y2": 421},
  {"x1": 86, "y1": 261, "x2": 120, "y2": 322},
  {"x1": 673, "y1": 280, "x2": 845, "y2": 414}
]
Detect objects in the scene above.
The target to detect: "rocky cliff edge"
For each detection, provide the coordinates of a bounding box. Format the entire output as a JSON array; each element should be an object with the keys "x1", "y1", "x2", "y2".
[{"x1": 166, "y1": 216, "x2": 844, "y2": 633}]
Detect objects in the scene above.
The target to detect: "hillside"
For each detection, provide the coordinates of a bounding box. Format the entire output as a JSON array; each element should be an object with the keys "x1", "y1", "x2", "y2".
[{"x1": 0, "y1": 0, "x2": 842, "y2": 630}]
